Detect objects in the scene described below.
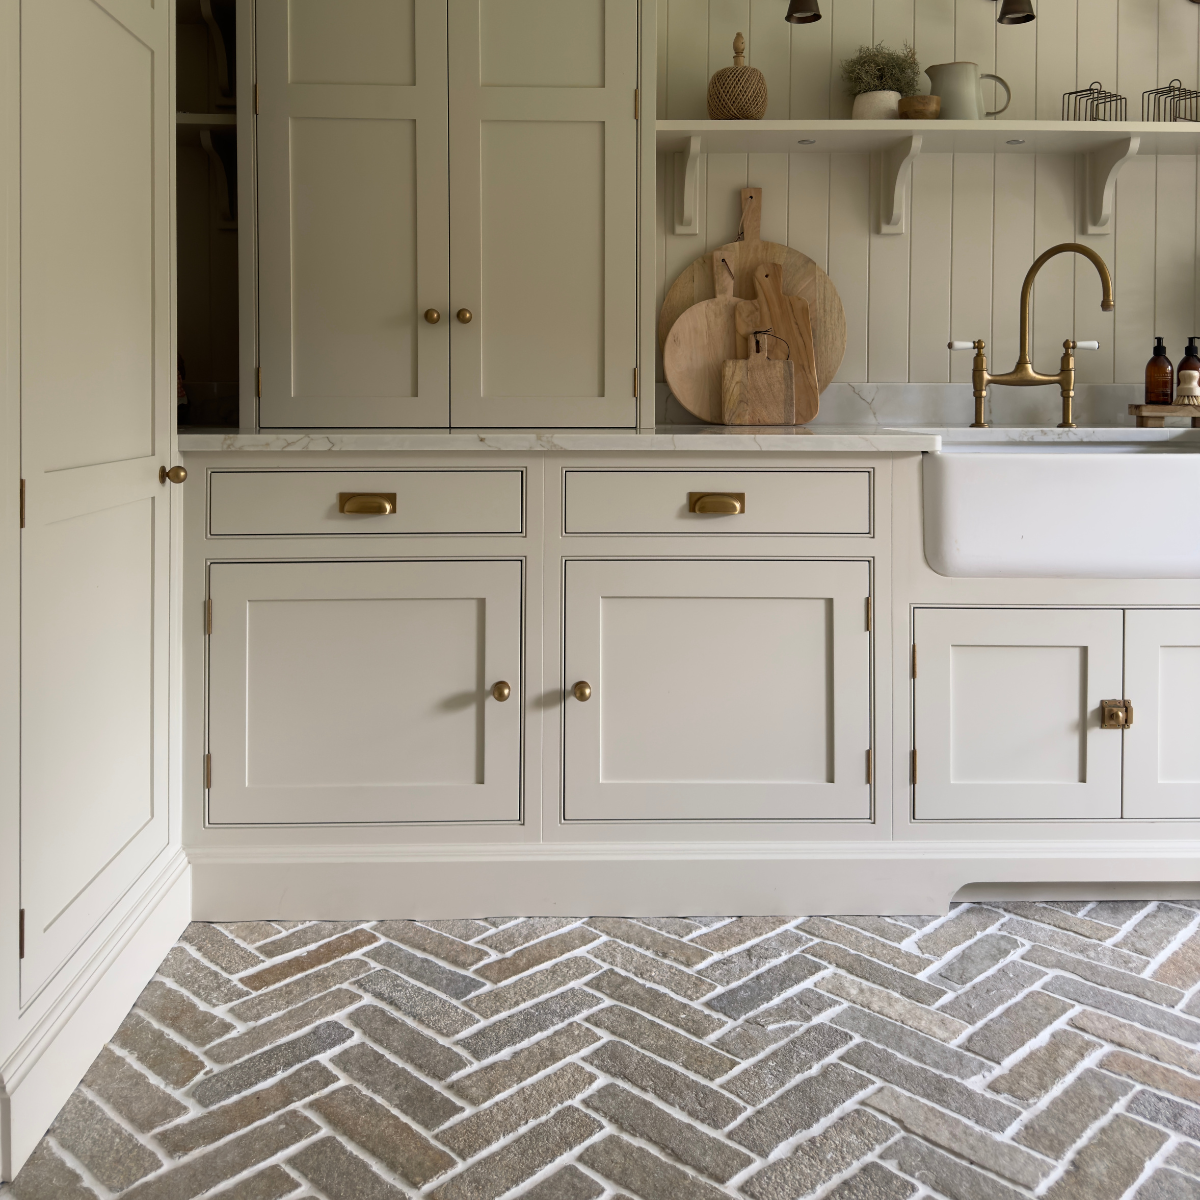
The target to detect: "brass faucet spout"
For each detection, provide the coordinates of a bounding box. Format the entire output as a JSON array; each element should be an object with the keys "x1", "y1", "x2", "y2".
[{"x1": 1017, "y1": 242, "x2": 1115, "y2": 366}]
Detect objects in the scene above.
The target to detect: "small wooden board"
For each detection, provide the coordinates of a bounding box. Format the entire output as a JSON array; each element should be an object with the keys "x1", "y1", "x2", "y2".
[
  {"x1": 1129, "y1": 403, "x2": 1200, "y2": 428},
  {"x1": 722, "y1": 337, "x2": 795, "y2": 425}
]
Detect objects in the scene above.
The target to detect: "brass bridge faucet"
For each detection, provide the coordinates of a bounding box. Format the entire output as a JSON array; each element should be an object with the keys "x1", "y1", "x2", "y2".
[{"x1": 949, "y1": 242, "x2": 1115, "y2": 428}]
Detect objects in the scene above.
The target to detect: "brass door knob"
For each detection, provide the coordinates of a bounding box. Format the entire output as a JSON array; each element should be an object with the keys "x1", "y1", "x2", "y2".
[
  {"x1": 573, "y1": 681, "x2": 592, "y2": 702},
  {"x1": 492, "y1": 681, "x2": 511, "y2": 702},
  {"x1": 159, "y1": 465, "x2": 187, "y2": 485},
  {"x1": 457, "y1": 308, "x2": 473, "y2": 324},
  {"x1": 424, "y1": 309, "x2": 441, "y2": 324}
]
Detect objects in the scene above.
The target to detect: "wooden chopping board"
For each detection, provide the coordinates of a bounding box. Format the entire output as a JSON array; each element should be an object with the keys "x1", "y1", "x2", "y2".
[{"x1": 660, "y1": 187, "x2": 846, "y2": 395}]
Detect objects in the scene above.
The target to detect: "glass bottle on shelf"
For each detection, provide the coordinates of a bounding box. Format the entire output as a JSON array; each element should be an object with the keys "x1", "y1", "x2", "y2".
[{"x1": 1145, "y1": 337, "x2": 1174, "y2": 406}]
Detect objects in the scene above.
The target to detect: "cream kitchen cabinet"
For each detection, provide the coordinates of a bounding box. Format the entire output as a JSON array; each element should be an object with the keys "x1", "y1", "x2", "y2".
[
  {"x1": 913, "y1": 607, "x2": 1200, "y2": 822},
  {"x1": 562, "y1": 558, "x2": 873, "y2": 822},
  {"x1": 207, "y1": 558, "x2": 524, "y2": 825},
  {"x1": 255, "y1": 0, "x2": 637, "y2": 431}
]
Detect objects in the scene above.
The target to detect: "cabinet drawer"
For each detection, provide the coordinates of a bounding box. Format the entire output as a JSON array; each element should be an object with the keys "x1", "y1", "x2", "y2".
[
  {"x1": 563, "y1": 469, "x2": 871, "y2": 535},
  {"x1": 208, "y1": 470, "x2": 524, "y2": 537}
]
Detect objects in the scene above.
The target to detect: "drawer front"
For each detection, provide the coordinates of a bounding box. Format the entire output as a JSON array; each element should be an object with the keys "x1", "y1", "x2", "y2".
[
  {"x1": 563, "y1": 469, "x2": 871, "y2": 535},
  {"x1": 208, "y1": 469, "x2": 524, "y2": 536}
]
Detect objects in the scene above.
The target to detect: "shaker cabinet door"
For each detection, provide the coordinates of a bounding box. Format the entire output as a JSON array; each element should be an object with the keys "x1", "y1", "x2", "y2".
[
  {"x1": 256, "y1": 0, "x2": 449, "y2": 428},
  {"x1": 563, "y1": 559, "x2": 873, "y2": 821},
  {"x1": 208, "y1": 560, "x2": 523, "y2": 824},
  {"x1": 447, "y1": 0, "x2": 638, "y2": 428},
  {"x1": 913, "y1": 608, "x2": 1124, "y2": 821}
]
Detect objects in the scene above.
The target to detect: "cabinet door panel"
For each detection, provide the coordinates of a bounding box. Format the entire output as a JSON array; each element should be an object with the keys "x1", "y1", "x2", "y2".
[
  {"x1": 913, "y1": 609, "x2": 1123, "y2": 821},
  {"x1": 208, "y1": 560, "x2": 522, "y2": 824},
  {"x1": 448, "y1": 0, "x2": 637, "y2": 427},
  {"x1": 564, "y1": 560, "x2": 872, "y2": 821},
  {"x1": 257, "y1": 0, "x2": 448, "y2": 427},
  {"x1": 1124, "y1": 609, "x2": 1200, "y2": 819}
]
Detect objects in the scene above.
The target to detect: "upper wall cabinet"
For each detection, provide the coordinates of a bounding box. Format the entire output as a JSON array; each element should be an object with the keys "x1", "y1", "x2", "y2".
[{"x1": 256, "y1": 0, "x2": 638, "y2": 431}]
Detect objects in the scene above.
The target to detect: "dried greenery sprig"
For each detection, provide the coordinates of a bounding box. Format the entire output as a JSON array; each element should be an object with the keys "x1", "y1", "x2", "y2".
[{"x1": 840, "y1": 42, "x2": 922, "y2": 97}]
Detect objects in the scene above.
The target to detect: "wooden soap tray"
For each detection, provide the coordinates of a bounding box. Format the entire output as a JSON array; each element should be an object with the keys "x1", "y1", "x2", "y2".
[{"x1": 1129, "y1": 404, "x2": 1200, "y2": 428}]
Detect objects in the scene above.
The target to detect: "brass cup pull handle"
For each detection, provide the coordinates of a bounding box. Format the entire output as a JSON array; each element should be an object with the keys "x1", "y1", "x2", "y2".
[
  {"x1": 339, "y1": 492, "x2": 397, "y2": 515},
  {"x1": 492, "y1": 681, "x2": 512, "y2": 702},
  {"x1": 159, "y1": 465, "x2": 187, "y2": 485},
  {"x1": 573, "y1": 681, "x2": 592, "y2": 702},
  {"x1": 424, "y1": 308, "x2": 441, "y2": 324},
  {"x1": 1101, "y1": 699, "x2": 1134, "y2": 729},
  {"x1": 689, "y1": 491, "x2": 745, "y2": 515},
  {"x1": 457, "y1": 308, "x2": 473, "y2": 324}
]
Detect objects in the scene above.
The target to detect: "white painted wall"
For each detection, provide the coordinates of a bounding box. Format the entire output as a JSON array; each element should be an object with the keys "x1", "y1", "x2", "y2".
[{"x1": 655, "y1": 0, "x2": 1200, "y2": 395}]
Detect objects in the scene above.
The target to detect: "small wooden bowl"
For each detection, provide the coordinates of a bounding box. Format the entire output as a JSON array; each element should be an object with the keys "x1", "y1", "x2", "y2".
[{"x1": 898, "y1": 95, "x2": 941, "y2": 120}]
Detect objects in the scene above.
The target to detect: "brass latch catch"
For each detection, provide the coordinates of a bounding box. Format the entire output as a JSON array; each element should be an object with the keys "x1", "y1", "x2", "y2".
[{"x1": 1101, "y1": 699, "x2": 1134, "y2": 729}]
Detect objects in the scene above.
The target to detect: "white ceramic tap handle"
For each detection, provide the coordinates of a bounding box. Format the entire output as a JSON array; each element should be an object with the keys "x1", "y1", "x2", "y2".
[
  {"x1": 1075, "y1": 340, "x2": 1100, "y2": 351},
  {"x1": 948, "y1": 341, "x2": 976, "y2": 351}
]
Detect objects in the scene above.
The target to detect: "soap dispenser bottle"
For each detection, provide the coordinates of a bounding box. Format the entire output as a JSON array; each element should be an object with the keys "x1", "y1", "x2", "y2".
[
  {"x1": 1179, "y1": 336, "x2": 1200, "y2": 380},
  {"x1": 1146, "y1": 337, "x2": 1174, "y2": 405}
]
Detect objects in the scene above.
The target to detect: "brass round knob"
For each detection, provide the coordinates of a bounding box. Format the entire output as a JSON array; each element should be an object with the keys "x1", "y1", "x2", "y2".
[
  {"x1": 491, "y1": 681, "x2": 511, "y2": 702},
  {"x1": 573, "y1": 681, "x2": 592, "y2": 702},
  {"x1": 424, "y1": 309, "x2": 441, "y2": 324},
  {"x1": 159, "y1": 465, "x2": 187, "y2": 485},
  {"x1": 457, "y1": 308, "x2": 473, "y2": 324}
]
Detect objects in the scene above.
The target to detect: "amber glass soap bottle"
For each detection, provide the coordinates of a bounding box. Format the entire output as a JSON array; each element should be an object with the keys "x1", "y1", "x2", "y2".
[
  {"x1": 1179, "y1": 336, "x2": 1200, "y2": 380},
  {"x1": 1146, "y1": 337, "x2": 1174, "y2": 405}
]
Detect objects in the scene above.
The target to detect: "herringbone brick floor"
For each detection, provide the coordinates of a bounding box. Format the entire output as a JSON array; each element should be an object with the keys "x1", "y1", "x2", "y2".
[{"x1": 9, "y1": 905, "x2": 1200, "y2": 1199}]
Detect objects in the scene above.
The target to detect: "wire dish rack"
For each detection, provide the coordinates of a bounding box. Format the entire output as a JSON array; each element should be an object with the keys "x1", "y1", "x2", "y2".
[
  {"x1": 1143, "y1": 79, "x2": 1200, "y2": 121},
  {"x1": 1062, "y1": 82, "x2": 1127, "y2": 121}
]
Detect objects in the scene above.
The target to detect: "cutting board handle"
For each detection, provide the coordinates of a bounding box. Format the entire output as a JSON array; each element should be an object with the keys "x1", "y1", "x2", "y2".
[
  {"x1": 738, "y1": 187, "x2": 762, "y2": 244},
  {"x1": 713, "y1": 251, "x2": 736, "y2": 299}
]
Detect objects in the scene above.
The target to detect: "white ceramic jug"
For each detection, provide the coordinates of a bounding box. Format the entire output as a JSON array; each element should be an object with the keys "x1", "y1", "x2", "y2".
[{"x1": 925, "y1": 62, "x2": 1011, "y2": 120}]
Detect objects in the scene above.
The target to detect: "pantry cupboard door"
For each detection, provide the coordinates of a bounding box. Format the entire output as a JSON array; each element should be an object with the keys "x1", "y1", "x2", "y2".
[
  {"x1": 912, "y1": 608, "x2": 1124, "y2": 821},
  {"x1": 256, "y1": 0, "x2": 449, "y2": 428},
  {"x1": 563, "y1": 559, "x2": 873, "y2": 821},
  {"x1": 448, "y1": 0, "x2": 638, "y2": 428},
  {"x1": 19, "y1": 0, "x2": 173, "y2": 1003},
  {"x1": 1123, "y1": 609, "x2": 1200, "y2": 820},
  {"x1": 207, "y1": 559, "x2": 523, "y2": 824}
]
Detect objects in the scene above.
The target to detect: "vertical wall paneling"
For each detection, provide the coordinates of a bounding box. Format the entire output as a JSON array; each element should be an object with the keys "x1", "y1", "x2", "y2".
[
  {"x1": 914, "y1": 0, "x2": 955, "y2": 96},
  {"x1": 1154, "y1": 156, "x2": 1197, "y2": 362},
  {"x1": 705, "y1": 153, "x2": 749, "y2": 251},
  {"x1": 1117, "y1": 0, "x2": 1159, "y2": 107},
  {"x1": 949, "y1": 155, "x2": 994, "y2": 386},
  {"x1": 788, "y1": 153, "x2": 829, "y2": 271},
  {"x1": 1158, "y1": 0, "x2": 1199, "y2": 90},
  {"x1": 789, "y1": 9, "x2": 831, "y2": 117},
  {"x1": 751, "y1": 154, "x2": 790, "y2": 244},
  {"x1": 1113, "y1": 157, "x2": 1157, "y2": 384},
  {"x1": 867, "y1": 153, "x2": 911, "y2": 382},
  {"x1": 666, "y1": 0, "x2": 710, "y2": 118},
  {"x1": 1073, "y1": 156, "x2": 1116, "y2": 386},
  {"x1": 995, "y1": 11, "x2": 1037, "y2": 121},
  {"x1": 908, "y1": 154, "x2": 953, "y2": 383},
  {"x1": 991, "y1": 154, "x2": 1035, "y2": 378},
  {"x1": 828, "y1": 0, "x2": 873, "y2": 120},
  {"x1": 872, "y1": 0, "x2": 915, "y2": 57},
  {"x1": 749, "y1": 0, "x2": 791, "y2": 119},
  {"x1": 656, "y1": 0, "x2": 670, "y2": 118},
  {"x1": 828, "y1": 154, "x2": 871, "y2": 381},
  {"x1": 1076, "y1": 0, "x2": 1119, "y2": 103},
  {"x1": 708, "y1": 0, "x2": 749, "y2": 80},
  {"x1": 1034, "y1": 0, "x2": 1077, "y2": 121},
  {"x1": 953, "y1": 0, "x2": 996, "y2": 113}
]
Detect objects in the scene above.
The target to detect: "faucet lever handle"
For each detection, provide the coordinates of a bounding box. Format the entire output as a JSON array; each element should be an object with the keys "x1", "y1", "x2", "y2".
[
  {"x1": 948, "y1": 341, "x2": 976, "y2": 351},
  {"x1": 1075, "y1": 340, "x2": 1100, "y2": 351}
]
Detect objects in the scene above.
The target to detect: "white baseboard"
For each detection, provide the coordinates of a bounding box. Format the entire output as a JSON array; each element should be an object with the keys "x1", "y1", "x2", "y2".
[
  {"x1": 187, "y1": 840, "x2": 1200, "y2": 921},
  {"x1": 0, "y1": 853, "x2": 190, "y2": 1181}
]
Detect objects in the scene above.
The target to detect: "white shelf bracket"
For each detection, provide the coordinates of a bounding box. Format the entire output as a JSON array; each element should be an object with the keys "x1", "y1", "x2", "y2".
[
  {"x1": 881, "y1": 135, "x2": 922, "y2": 236},
  {"x1": 1085, "y1": 135, "x2": 1139, "y2": 235},
  {"x1": 673, "y1": 134, "x2": 701, "y2": 236}
]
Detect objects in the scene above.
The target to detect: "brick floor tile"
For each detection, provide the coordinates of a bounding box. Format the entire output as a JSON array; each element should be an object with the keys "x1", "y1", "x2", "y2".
[
  {"x1": 7, "y1": 1140, "x2": 100, "y2": 1200},
  {"x1": 310, "y1": 1084, "x2": 456, "y2": 1187},
  {"x1": 367, "y1": 941, "x2": 487, "y2": 1001},
  {"x1": 157, "y1": 1062, "x2": 336, "y2": 1157},
  {"x1": 1001, "y1": 918, "x2": 1152, "y2": 973},
  {"x1": 691, "y1": 917, "x2": 791, "y2": 953},
  {"x1": 458, "y1": 987, "x2": 602, "y2": 1060},
  {"x1": 841, "y1": 1043, "x2": 1020, "y2": 1132},
  {"x1": 716, "y1": 990, "x2": 839, "y2": 1059},
  {"x1": 1136, "y1": 1169, "x2": 1200, "y2": 1199},
  {"x1": 192, "y1": 1021, "x2": 353, "y2": 1108},
  {"x1": 255, "y1": 922, "x2": 362, "y2": 959},
  {"x1": 288, "y1": 1135, "x2": 408, "y2": 1199},
  {"x1": 333, "y1": 1041, "x2": 464, "y2": 1129},
  {"x1": 697, "y1": 930, "x2": 810, "y2": 987},
  {"x1": 1013, "y1": 1066, "x2": 1132, "y2": 1157},
  {"x1": 520, "y1": 1165, "x2": 603, "y2": 1200},
  {"x1": 917, "y1": 907, "x2": 1004, "y2": 957},
  {"x1": 637, "y1": 917, "x2": 708, "y2": 938},
  {"x1": 739, "y1": 1109, "x2": 897, "y2": 1200},
  {"x1": 799, "y1": 919, "x2": 933, "y2": 974},
  {"x1": 585, "y1": 1082, "x2": 752, "y2": 1183},
  {"x1": 1087, "y1": 901, "x2": 1154, "y2": 927},
  {"x1": 817, "y1": 972, "x2": 967, "y2": 1041},
  {"x1": 935, "y1": 934, "x2": 1022, "y2": 987},
  {"x1": 438, "y1": 1062, "x2": 594, "y2": 1157},
  {"x1": 584, "y1": 1040, "x2": 746, "y2": 1129},
  {"x1": 1116, "y1": 905, "x2": 1196, "y2": 958},
  {"x1": 586, "y1": 1004, "x2": 738, "y2": 1080},
  {"x1": 356, "y1": 968, "x2": 479, "y2": 1037},
  {"x1": 466, "y1": 955, "x2": 600, "y2": 1019},
  {"x1": 420, "y1": 919, "x2": 495, "y2": 942},
  {"x1": 1156, "y1": 933, "x2": 1200, "y2": 991},
  {"x1": 706, "y1": 954, "x2": 825, "y2": 1019},
  {"x1": 886, "y1": 1135, "x2": 1026, "y2": 1200},
  {"x1": 372, "y1": 920, "x2": 490, "y2": 968},
  {"x1": 204, "y1": 1165, "x2": 301, "y2": 1199},
  {"x1": 1101, "y1": 1050, "x2": 1200, "y2": 1104},
  {"x1": 181, "y1": 923, "x2": 265, "y2": 974},
  {"x1": 987, "y1": 1029, "x2": 1098, "y2": 1101},
  {"x1": 587, "y1": 968, "x2": 725, "y2": 1037},
  {"x1": 993, "y1": 903, "x2": 1117, "y2": 940},
  {"x1": 431, "y1": 1106, "x2": 602, "y2": 1200},
  {"x1": 750, "y1": 989, "x2": 841, "y2": 1028},
  {"x1": 471, "y1": 927, "x2": 600, "y2": 985},
  {"x1": 81, "y1": 1046, "x2": 186, "y2": 1133},
  {"x1": 723, "y1": 1023, "x2": 853, "y2": 1104},
  {"x1": 1025, "y1": 945, "x2": 1184, "y2": 1006},
  {"x1": 348, "y1": 1003, "x2": 469, "y2": 1079},
  {"x1": 836, "y1": 916, "x2": 918, "y2": 945},
  {"x1": 112, "y1": 1012, "x2": 206, "y2": 1088},
  {"x1": 587, "y1": 917, "x2": 711, "y2": 967},
  {"x1": 1043, "y1": 1114, "x2": 1169, "y2": 1200},
  {"x1": 937, "y1": 960, "x2": 1046, "y2": 1024},
  {"x1": 51, "y1": 1092, "x2": 162, "y2": 1191},
  {"x1": 578, "y1": 1133, "x2": 729, "y2": 1200},
  {"x1": 454, "y1": 1023, "x2": 600, "y2": 1106},
  {"x1": 963, "y1": 991, "x2": 1073, "y2": 1063},
  {"x1": 158, "y1": 946, "x2": 251, "y2": 1006},
  {"x1": 1044, "y1": 975, "x2": 1200, "y2": 1043},
  {"x1": 729, "y1": 1063, "x2": 871, "y2": 1156},
  {"x1": 479, "y1": 917, "x2": 580, "y2": 954},
  {"x1": 1166, "y1": 1140, "x2": 1200, "y2": 1176},
  {"x1": 588, "y1": 939, "x2": 717, "y2": 999},
  {"x1": 1070, "y1": 1008, "x2": 1200, "y2": 1074},
  {"x1": 805, "y1": 942, "x2": 947, "y2": 1005},
  {"x1": 217, "y1": 922, "x2": 286, "y2": 946},
  {"x1": 827, "y1": 1161, "x2": 916, "y2": 1200},
  {"x1": 123, "y1": 1111, "x2": 318, "y2": 1200},
  {"x1": 865, "y1": 1085, "x2": 1050, "y2": 1188},
  {"x1": 240, "y1": 929, "x2": 378, "y2": 992},
  {"x1": 208, "y1": 988, "x2": 361, "y2": 1064},
  {"x1": 1128, "y1": 1088, "x2": 1200, "y2": 1139},
  {"x1": 134, "y1": 980, "x2": 235, "y2": 1047},
  {"x1": 832, "y1": 1006, "x2": 986, "y2": 1080},
  {"x1": 228, "y1": 958, "x2": 372, "y2": 1023}
]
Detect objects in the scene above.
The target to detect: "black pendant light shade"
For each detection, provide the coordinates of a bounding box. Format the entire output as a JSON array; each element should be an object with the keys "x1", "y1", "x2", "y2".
[
  {"x1": 997, "y1": 0, "x2": 1036, "y2": 23},
  {"x1": 785, "y1": 0, "x2": 822, "y2": 23}
]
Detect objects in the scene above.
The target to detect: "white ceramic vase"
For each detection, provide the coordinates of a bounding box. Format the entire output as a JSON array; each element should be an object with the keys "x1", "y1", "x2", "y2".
[{"x1": 851, "y1": 90, "x2": 900, "y2": 119}]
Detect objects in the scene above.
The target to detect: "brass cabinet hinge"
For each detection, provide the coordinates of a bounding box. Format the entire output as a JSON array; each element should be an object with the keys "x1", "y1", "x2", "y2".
[
  {"x1": 19, "y1": 479, "x2": 24, "y2": 528},
  {"x1": 256, "y1": 367, "x2": 262, "y2": 398},
  {"x1": 204, "y1": 754, "x2": 211, "y2": 789},
  {"x1": 866, "y1": 748, "x2": 873, "y2": 785},
  {"x1": 634, "y1": 88, "x2": 640, "y2": 119},
  {"x1": 18, "y1": 908, "x2": 24, "y2": 959},
  {"x1": 205, "y1": 598, "x2": 212, "y2": 636},
  {"x1": 911, "y1": 748, "x2": 918, "y2": 785},
  {"x1": 912, "y1": 643, "x2": 917, "y2": 678},
  {"x1": 865, "y1": 597, "x2": 872, "y2": 632}
]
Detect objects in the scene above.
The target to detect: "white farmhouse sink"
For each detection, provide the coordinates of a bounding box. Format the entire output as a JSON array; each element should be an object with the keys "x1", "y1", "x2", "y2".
[{"x1": 923, "y1": 444, "x2": 1200, "y2": 578}]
